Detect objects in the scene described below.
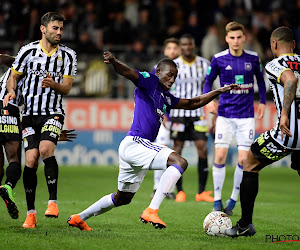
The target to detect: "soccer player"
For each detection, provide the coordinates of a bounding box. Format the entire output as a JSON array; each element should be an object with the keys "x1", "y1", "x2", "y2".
[
  {"x1": 4, "y1": 12, "x2": 77, "y2": 228},
  {"x1": 67, "y1": 51, "x2": 238, "y2": 231},
  {"x1": 170, "y1": 34, "x2": 214, "y2": 203},
  {"x1": 150, "y1": 37, "x2": 180, "y2": 200},
  {"x1": 225, "y1": 26, "x2": 300, "y2": 237},
  {"x1": 203, "y1": 21, "x2": 266, "y2": 215}
]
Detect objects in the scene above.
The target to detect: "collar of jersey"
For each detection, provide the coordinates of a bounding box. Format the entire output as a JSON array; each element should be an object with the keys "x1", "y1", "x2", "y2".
[
  {"x1": 39, "y1": 40, "x2": 58, "y2": 57},
  {"x1": 180, "y1": 56, "x2": 196, "y2": 66},
  {"x1": 279, "y1": 53, "x2": 296, "y2": 57}
]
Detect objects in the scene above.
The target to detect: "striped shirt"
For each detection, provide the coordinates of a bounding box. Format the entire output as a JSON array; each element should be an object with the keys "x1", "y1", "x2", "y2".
[
  {"x1": 170, "y1": 56, "x2": 210, "y2": 118},
  {"x1": 11, "y1": 40, "x2": 77, "y2": 116},
  {"x1": 265, "y1": 53, "x2": 300, "y2": 149},
  {"x1": 0, "y1": 68, "x2": 23, "y2": 107}
]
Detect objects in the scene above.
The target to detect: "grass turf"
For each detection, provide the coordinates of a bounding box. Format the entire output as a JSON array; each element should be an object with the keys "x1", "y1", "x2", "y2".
[{"x1": 0, "y1": 165, "x2": 299, "y2": 249}]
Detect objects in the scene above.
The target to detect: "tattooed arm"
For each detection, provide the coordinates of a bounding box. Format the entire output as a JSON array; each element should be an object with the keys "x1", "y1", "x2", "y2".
[{"x1": 279, "y1": 70, "x2": 298, "y2": 141}]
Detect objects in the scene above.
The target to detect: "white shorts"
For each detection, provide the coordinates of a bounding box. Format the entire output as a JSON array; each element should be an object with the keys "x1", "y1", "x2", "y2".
[
  {"x1": 118, "y1": 136, "x2": 175, "y2": 193},
  {"x1": 214, "y1": 116, "x2": 255, "y2": 151},
  {"x1": 155, "y1": 122, "x2": 171, "y2": 145}
]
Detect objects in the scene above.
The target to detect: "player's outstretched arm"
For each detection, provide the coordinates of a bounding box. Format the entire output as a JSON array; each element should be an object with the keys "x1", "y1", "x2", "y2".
[
  {"x1": 3, "y1": 71, "x2": 20, "y2": 107},
  {"x1": 0, "y1": 54, "x2": 15, "y2": 67},
  {"x1": 58, "y1": 129, "x2": 77, "y2": 142},
  {"x1": 175, "y1": 84, "x2": 239, "y2": 110},
  {"x1": 103, "y1": 51, "x2": 139, "y2": 85}
]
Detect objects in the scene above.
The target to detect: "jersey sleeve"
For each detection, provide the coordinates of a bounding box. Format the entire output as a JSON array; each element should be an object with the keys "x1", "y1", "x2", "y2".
[
  {"x1": 254, "y1": 58, "x2": 266, "y2": 104},
  {"x1": 135, "y1": 70, "x2": 159, "y2": 91},
  {"x1": 63, "y1": 50, "x2": 77, "y2": 79},
  {"x1": 11, "y1": 45, "x2": 31, "y2": 76},
  {"x1": 203, "y1": 56, "x2": 219, "y2": 94},
  {"x1": 265, "y1": 59, "x2": 291, "y2": 84},
  {"x1": 151, "y1": 65, "x2": 157, "y2": 74},
  {"x1": 166, "y1": 92, "x2": 180, "y2": 111}
]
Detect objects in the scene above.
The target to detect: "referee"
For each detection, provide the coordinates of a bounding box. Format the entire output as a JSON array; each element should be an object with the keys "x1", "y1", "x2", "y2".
[{"x1": 4, "y1": 12, "x2": 77, "y2": 228}]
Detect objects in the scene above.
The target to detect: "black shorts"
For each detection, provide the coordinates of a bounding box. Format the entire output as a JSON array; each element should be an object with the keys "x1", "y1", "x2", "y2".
[
  {"x1": 22, "y1": 114, "x2": 64, "y2": 151},
  {"x1": 0, "y1": 100, "x2": 21, "y2": 143},
  {"x1": 251, "y1": 130, "x2": 293, "y2": 170},
  {"x1": 170, "y1": 117, "x2": 208, "y2": 141}
]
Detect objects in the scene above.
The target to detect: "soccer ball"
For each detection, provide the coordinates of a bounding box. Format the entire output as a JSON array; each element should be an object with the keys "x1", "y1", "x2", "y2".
[{"x1": 203, "y1": 211, "x2": 232, "y2": 236}]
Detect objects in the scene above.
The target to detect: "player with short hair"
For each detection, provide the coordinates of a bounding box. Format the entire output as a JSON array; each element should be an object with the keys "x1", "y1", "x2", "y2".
[
  {"x1": 4, "y1": 12, "x2": 77, "y2": 228},
  {"x1": 225, "y1": 26, "x2": 300, "y2": 237},
  {"x1": 151, "y1": 37, "x2": 180, "y2": 200},
  {"x1": 67, "y1": 51, "x2": 238, "y2": 231},
  {"x1": 170, "y1": 34, "x2": 214, "y2": 203},
  {"x1": 203, "y1": 21, "x2": 266, "y2": 215}
]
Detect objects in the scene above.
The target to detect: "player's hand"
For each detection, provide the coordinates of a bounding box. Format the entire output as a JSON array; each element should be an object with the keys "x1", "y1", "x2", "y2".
[
  {"x1": 257, "y1": 103, "x2": 265, "y2": 120},
  {"x1": 206, "y1": 101, "x2": 218, "y2": 114},
  {"x1": 41, "y1": 73, "x2": 55, "y2": 88},
  {"x1": 3, "y1": 92, "x2": 15, "y2": 107},
  {"x1": 219, "y1": 84, "x2": 240, "y2": 93},
  {"x1": 103, "y1": 51, "x2": 115, "y2": 64},
  {"x1": 58, "y1": 129, "x2": 77, "y2": 142},
  {"x1": 279, "y1": 114, "x2": 292, "y2": 141}
]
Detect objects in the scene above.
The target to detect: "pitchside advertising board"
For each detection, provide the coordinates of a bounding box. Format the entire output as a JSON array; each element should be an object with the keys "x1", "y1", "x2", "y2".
[{"x1": 52, "y1": 99, "x2": 290, "y2": 166}]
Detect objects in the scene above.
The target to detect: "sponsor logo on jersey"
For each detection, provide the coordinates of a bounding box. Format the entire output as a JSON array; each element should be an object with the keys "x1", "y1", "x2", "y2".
[
  {"x1": 207, "y1": 66, "x2": 212, "y2": 75},
  {"x1": 235, "y1": 75, "x2": 244, "y2": 84},
  {"x1": 225, "y1": 65, "x2": 232, "y2": 70},
  {"x1": 22, "y1": 127, "x2": 35, "y2": 137}
]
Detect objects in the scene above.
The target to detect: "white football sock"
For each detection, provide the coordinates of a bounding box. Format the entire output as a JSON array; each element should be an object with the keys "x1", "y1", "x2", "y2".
[
  {"x1": 230, "y1": 164, "x2": 243, "y2": 201},
  {"x1": 79, "y1": 193, "x2": 115, "y2": 221},
  {"x1": 153, "y1": 170, "x2": 164, "y2": 190},
  {"x1": 213, "y1": 163, "x2": 226, "y2": 201},
  {"x1": 149, "y1": 165, "x2": 183, "y2": 210}
]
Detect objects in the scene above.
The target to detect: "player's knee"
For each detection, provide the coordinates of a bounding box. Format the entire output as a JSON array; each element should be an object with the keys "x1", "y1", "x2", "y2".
[
  {"x1": 115, "y1": 196, "x2": 133, "y2": 206},
  {"x1": 39, "y1": 145, "x2": 54, "y2": 159},
  {"x1": 175, "y1": 156, "x2": 188, "y2": 171}
]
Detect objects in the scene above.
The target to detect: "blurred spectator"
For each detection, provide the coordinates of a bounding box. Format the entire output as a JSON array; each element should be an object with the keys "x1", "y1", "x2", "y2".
[
  {"x1": 0, "y1": 12, "x2": 10, "y2": 41},
  {"x1": 201, "y1": 25, "x2": 220, "y2": 60},
  {"x1": 244, "y1": 28, "x2": 265, "y2": 63},
  {"x1": 124, "y1": 0, "x2": 139, "y2": 28},
  {"x1": 183, "y1": 12, "x2": 204, "y2": 46},
  {"x1": 166, "y1": 1, "x2": 184, "y2": 38},
  {"x1": 77, "y1": 32, "x2": 98, "y2": 54}
]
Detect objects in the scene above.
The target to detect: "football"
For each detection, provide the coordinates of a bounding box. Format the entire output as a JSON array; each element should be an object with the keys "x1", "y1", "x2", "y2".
[{"x1": 203, "y1": 211, "x2": 232, "y2": 236}]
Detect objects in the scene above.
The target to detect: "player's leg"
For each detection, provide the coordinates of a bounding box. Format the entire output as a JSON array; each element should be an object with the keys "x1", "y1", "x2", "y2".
[
  {"x1": 0, "y1": 146, "x2": 4, "y2": 185},
  {"x1": 225, "y1": 118, "x2": 255, "y2": 215},
  {"x1": 39, "y1": 115, "x2": 64, "y2": 218},
  {"x1": 212, "y1": 116, "x2": 233, "y2": 211},
  {"x1": 141, "y1": 150, "x2": 187, "y2": 228},
  {"x1": 172, "y1": 139, "x2": 186, "y2": 202}
]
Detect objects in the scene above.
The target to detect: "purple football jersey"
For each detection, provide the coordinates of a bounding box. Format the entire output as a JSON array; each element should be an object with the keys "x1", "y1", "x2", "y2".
[
  {"x1": 127, "y1": 71, "x2": 180, "y2": 142},
  {"x1": 203, "y1": 49, "x2": 266, "y2": 118}
]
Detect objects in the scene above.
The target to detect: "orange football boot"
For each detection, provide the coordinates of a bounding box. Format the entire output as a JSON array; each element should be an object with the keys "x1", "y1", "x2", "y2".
[
  {"x1": 195, "y1": 191, "x2": 214, "y2": 202},
  {"x1": 67, "y1": 214, "x2": 92, "y2": 231},
  {"x1": 175, "y1": 191, "x2": 186, "y2": 202},
  {"x1": 45, "y1": 202, "x2": 59, "y2": 218},
  {"x1": 23, "y1": 213, "x2": 37, "y2": 228},
  {"x1": 140, "y1": 207, "x2": 166, "y2": 229}
]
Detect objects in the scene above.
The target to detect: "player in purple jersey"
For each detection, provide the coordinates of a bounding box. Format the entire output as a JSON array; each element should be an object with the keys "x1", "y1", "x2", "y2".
[
  {"x1": 203, "y1": 22, "x2": 267, "y2": 215},
  {"x1": 226, "y1": 26, "x2": 300, "y2": 238},
  {"x1": 151, "y1": 37, "x2": 180, "y2": 200},
  {"x1": 67, "y1": 51, "x2": 239, "y2": 231}
]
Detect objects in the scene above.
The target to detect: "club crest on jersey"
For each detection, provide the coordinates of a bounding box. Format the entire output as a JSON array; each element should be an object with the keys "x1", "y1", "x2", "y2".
[
  {"x1": 245, "y1": 62, "x2": 252, "y2": 71},
  {"x1": 57, "y1": 57, "x2": 63, "y2": 67},
  {"x1": 165, "y1": 96, "x2": 171, "y2": 105}
]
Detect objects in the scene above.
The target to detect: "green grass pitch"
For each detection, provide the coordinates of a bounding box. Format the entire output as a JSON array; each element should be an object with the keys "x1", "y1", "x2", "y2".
[{"x1": 0, "y1": 165, "x2": 299, "y2": 249}]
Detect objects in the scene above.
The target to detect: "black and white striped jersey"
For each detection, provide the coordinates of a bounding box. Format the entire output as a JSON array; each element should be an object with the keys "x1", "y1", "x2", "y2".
[
  {"x1": 11, "y1": 40, "x2": 77, "y2": 116},
  {"x1": 265, "y1": 53, "x2": 300, "y2": 149},
  {"x1": 170, "y1": 55, "x2": 210, "y2": 119},
  {"x1": 0, "y1": 68, "x2": 24, "y2": 107}
]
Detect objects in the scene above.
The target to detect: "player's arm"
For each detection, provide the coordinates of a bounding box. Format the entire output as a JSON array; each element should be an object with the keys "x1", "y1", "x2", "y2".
[
  {"x1": 41, "y1": 73, "x2": 73, "y2": 95},
  {"x1": 103, "y1": 51, "x2": 139, "y2": 85},
  {"x1": 0, "y1": 54, "x2": 15, "y2": 67},
  {"x1": 279, "y1": 69, "x2": 298, "y2": 140},
  {"x1": 3, "y1": 70, "x2": 20, "y2": 107},
  {"x1": 175, "y1": 84, "x2": 239, "y2": 110},
  {"x1": 255, "y1": 60, "x2": 267, "y2": 119}
]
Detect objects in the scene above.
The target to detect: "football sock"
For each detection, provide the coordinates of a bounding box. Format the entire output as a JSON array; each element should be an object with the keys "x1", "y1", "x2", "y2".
[
  {"x1": 176, "y1": 176, "x2": 183, "y2": 192},
  {"x1": 5, "y1": 162, "x2": 21, "y2": 189},
  {"x1": 153, "y1": 170, "x2": 164, "y2": 190},
  {"x1": 150, "y1": 165, "x2": 184, "y2": 210},
  {"x1": 230, "y1": 163, "x2": 243, "y2": 201},
  {"x1": 79, "y1": 193, "x2": 115, "y2": 221},
  {"x1": 212, "y1": 163, "x2": 225, "y2": 201},
  {"x1": 239, "y1": 171, "x2": 259, "y2": 227},
  {"x1": 0, "y1": 167, "x2": 4, "y2": 185},
  {"x1": 43, "y1": 156, "x2": 58, "y2": 201},
  {"x1": 198, "y1": 157, "x2": 208, "y2": 194},
  {"x1": 23, "y1": 166, "x2": 37, "y2": 211}
]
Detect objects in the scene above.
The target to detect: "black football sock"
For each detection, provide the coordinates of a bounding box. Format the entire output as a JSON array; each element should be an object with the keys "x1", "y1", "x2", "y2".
[
  {"x1": 176, "y1": 176, "x2": 183, "y2": 192},
  {"x1": 239, "y1": 171, "x2": 259, "y2": 227},
  {"x1": 23, "y1": 166, "x2": 37, "y2": 211},
  {"x1": 5, "y1": 162, "x2": 22, "y2": 189},
  {"x1": 198, "y1": 157, "x2": 208, "y2": 194},
  {"x1": 43, "y1": 156, "x2": 58, "y2": 201}
]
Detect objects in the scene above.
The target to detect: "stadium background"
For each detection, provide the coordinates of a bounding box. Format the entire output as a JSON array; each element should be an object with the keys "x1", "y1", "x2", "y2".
[{"x1": 0, "y1": 0, "x2": 299, "y2": 167}]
